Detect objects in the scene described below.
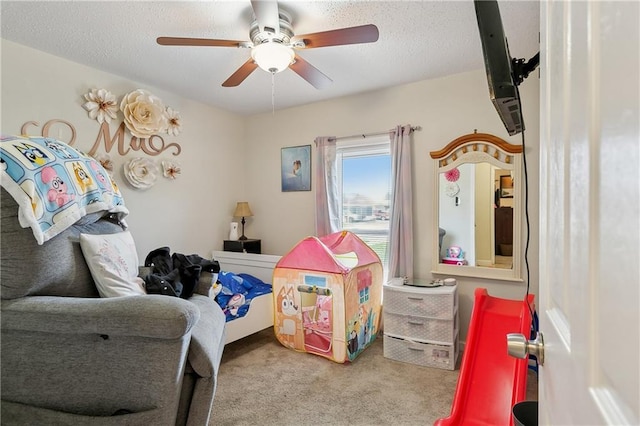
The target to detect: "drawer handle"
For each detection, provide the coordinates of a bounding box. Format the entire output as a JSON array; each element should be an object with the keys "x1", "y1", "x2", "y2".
[
  {"x1": 407, "y1": 296, "x2": 424, "y2": 301},
  {"x1": 408, "y1": 321, "x2": 424, "y2": 325}
]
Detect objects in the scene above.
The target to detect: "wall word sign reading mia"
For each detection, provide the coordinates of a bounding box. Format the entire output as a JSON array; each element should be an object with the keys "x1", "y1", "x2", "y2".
[{"x1": 20, "y1": 120, "x2": 182, "y2": 157}]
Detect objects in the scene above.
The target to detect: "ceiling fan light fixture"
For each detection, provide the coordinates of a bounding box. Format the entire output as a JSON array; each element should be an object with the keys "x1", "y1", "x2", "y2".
[{"x1": 251, "y1": 42, "x2": 294, "y2": 74}]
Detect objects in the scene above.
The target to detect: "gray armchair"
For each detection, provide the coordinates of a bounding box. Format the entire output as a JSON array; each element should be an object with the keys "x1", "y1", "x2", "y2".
[{"x1": 0, "y1": 188, "x2": 226, "y2": 425}]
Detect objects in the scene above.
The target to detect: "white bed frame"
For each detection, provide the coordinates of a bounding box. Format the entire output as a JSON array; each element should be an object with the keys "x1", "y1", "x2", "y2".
[{"x1": 212, "y1": 250, "x2": 281, "y2": 344}]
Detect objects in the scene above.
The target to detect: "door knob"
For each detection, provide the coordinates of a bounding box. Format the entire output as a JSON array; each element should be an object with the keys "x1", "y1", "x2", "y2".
[{"x1": 507, "y1": 332, "x2": 544, "y2": 366}]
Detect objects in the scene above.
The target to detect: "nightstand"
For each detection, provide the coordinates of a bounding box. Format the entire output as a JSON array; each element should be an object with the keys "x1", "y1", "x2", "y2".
[{"x1": 223, "y1": 239, "x2": 261, "y2": 254}]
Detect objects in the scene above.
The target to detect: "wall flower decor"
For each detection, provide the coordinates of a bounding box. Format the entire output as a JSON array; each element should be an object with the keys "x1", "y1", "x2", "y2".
[
  {"x1": 165, "y1": 107, "x2": 183, "y2": 137},
  {"x1": 81, "y1": 87, "x2": 184, "y2": 143},
  {"x1": 82, "y1": 88, "x2": 119, "y2": 124},
  {"x1": 124, "y1": 157, "x2": 158, "y2": 190},
  {"x1": 162, "y1": 160, "x2": 181, "y2": 180},
  {"x1": 120, "y1": 89, "x2": 168, "y2": 138}
]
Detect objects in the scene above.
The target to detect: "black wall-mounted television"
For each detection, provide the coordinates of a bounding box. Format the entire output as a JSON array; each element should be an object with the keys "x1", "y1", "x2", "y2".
[{"x1": 474, "y1": 0, "x2": 539, "y2": 136}]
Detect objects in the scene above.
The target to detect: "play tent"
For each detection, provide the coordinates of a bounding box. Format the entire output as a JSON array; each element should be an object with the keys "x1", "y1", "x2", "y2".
[{"x1": 272, "y1": 231, "x2": 383, "y2": 363}]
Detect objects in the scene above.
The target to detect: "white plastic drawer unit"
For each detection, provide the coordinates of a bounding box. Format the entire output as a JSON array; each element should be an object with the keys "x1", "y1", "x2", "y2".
[
  {"x1": 383, "y1": 281, "x2": 458, "y2": 320},
  {"x1": 384, "y1": 311, "x2": 458, "y2": 345},
  {"x1": 383, "y1": 279, "x2": 459, "y2": 369},
  {"x1": 383, "y1": 335, "x2": 458, "y2": 370}
]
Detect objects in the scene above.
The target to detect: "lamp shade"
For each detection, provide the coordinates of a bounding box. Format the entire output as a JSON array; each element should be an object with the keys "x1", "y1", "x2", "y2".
[
  {"x1": 251, "y1": 42, "x2": 294, "y2": 74},
  {"x1": 233, "y1": 202, "x2": 253, "y2": 218}
]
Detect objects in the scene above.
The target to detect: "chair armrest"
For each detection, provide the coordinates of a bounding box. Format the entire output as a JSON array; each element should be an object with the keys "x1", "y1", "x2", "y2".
[
  {"x1": 186, "y1": 294, "x2": 226, "y2": 378},
  {"x1": 1, "y1": 295, "x2": 200, "y2": 339}
]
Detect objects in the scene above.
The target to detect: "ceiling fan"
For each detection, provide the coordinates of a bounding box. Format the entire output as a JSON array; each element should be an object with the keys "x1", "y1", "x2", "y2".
[{"x1": 156, "y1": 0, "x2": 379, "y2": 89}]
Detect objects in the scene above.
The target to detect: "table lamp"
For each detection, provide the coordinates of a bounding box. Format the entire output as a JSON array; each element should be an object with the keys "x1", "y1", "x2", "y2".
[{"x1": 233, "y1": 202, "x2": 253, "y2": 240}]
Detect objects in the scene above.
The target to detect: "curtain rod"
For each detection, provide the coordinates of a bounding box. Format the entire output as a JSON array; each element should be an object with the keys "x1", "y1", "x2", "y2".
[{"x1": 330, "y1": 125, "x2": 422, "y2": 141}]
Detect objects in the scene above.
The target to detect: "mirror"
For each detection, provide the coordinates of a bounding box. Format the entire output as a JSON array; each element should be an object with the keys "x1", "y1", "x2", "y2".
[{"x1": 430, "y1": 132, "x2": 522, "y2": 281}]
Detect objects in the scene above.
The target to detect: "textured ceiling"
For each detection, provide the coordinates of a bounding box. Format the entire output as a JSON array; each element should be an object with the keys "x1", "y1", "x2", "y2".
[{"x1": 1, "y1": 1, "x2": 539, "y2": 116}]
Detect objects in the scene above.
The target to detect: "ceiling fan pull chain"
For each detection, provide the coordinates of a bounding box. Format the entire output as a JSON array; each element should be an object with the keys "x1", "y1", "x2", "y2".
[{"x1": 271, "y1": 71, "x2": 276, "y2": 115}]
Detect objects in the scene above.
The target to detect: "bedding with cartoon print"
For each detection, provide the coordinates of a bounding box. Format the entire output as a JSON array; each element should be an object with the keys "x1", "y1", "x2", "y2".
[
  {"x1": 214, "y1": 271, "x2": 272, "y2": 322},
  {"x1": 0, "y1": 135, "x2": 127, "y2": 244}
]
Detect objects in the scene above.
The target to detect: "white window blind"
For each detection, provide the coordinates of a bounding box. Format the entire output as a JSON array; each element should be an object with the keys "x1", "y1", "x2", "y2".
[{"x1": 336, "y1": 135, "x2": 391, "y2": 271}]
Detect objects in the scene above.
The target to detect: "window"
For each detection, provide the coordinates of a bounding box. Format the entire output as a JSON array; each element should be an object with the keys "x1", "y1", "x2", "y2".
[{"x1": 336, "y1": 136, "x2": 391, "y2": 274}]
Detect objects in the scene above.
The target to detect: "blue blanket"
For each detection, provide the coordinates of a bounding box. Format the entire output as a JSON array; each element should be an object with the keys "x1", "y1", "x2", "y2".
[
  {"x1": 0, "y1": 135, "x2": 128, "y2": 244},
  {"x1": 215, "y1": 272, "x2": 272, "y2": 322}
]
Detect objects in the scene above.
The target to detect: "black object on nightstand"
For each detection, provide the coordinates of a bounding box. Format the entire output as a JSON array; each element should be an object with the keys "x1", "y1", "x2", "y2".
[{"x1": 223, "y1": 239, "x2": 261, "y2": 254}]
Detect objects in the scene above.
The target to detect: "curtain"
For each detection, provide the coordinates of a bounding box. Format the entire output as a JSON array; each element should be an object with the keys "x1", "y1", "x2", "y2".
[
  {"x1": 388, "y1": 125, "x2": 414, "y2": 279},
  {"x1": 314, "y1": 136, "x2": 339, "y2": 236}
]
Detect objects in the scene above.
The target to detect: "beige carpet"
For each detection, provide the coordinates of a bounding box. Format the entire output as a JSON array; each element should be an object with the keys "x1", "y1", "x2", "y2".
[{"x1": 212, "y1": 328, "x2": 538, "y2": 426}]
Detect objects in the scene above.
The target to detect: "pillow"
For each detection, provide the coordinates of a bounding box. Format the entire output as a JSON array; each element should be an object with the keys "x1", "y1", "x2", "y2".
[{"x1": 79, "y1": 231, "x2": 146, "y2": 298}]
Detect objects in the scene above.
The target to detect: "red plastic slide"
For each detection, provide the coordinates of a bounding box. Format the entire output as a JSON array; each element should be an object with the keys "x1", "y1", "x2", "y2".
[{"x1": 435, "y1": 288, "x2": 534, "y2": 426}]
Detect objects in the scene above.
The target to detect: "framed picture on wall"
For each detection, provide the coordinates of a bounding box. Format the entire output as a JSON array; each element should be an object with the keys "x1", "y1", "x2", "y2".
[
  {"x1": 500, "y1": 175, "x2": 514, "y2": 198},
  {"x1": 281, "y1": 145, "x2": 311, "y2": 192}
]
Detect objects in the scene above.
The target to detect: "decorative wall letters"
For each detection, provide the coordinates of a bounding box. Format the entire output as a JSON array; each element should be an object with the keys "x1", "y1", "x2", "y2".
[
  {"x1": 20, "y1": 120, "x2": 181, "y2": 157},
  {"x1": 15, "y1": 87, "x2": 185, "y2": 192}
]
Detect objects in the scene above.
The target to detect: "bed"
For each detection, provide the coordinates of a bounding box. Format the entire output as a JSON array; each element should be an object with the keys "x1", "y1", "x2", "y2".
[{"x1": 211, "y1": 250, "x2": 280, "y2": 344}]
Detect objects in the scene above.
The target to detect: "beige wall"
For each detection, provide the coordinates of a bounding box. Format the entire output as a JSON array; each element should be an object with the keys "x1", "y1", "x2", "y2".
[
  {"x1": 2, "y1": 38, "x2": 539, "y2": 343},
  {"x1": 244, "y1": 69, "x2": 540, "y2": 342},
  {"x1": 1, "y1": 39, "x2": 246, "y2": 259}
]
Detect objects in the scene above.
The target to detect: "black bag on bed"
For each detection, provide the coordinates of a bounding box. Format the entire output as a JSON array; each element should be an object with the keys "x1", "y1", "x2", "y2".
[
  {"x1": 171, "y1": 253, "x2": 220, "y2": 299},
  {"x1": 143, "y1": 247, "x2": 221, "y2": 299},
  {"x1": 143, "y1": 269, "x2": 183, "y2": 297}
]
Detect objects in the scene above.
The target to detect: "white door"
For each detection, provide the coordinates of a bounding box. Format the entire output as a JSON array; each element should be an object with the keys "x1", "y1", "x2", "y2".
[{"x1": 539, "y1": 1, "x2": 639, "y2": 424}]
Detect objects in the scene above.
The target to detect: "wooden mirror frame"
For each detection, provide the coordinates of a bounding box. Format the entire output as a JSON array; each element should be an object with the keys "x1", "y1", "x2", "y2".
[{"x1": 430, "y1": 131, "x2": 523, "y2": 281}]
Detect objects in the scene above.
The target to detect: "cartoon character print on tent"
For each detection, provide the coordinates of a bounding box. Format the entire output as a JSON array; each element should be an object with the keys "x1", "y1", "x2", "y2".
[{"x1": 273, "y1": 231, "x2": 383, "y2": 363}]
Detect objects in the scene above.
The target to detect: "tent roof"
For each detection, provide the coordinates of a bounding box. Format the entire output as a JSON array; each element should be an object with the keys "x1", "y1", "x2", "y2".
[{"x1": 276, "y1": 231, "x2": 381, "y2": 274}]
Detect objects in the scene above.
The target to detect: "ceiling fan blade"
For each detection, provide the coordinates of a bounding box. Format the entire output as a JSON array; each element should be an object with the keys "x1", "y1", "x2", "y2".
[
  {"x1": 222, "y1": 58, "x2": 259, "y2": 87},
  {"x1": 289, "y1": 54, "x2": 332, "y2": 90},
  {"x1": 250, "y1": 0, "x2": 280, "y2": 35},
  {"x1": 295, "y1": 24, "x2": 379, "y2": 49},
  {"x1": 157, "y1": 37, "x2": 244, "y2": 48}
]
